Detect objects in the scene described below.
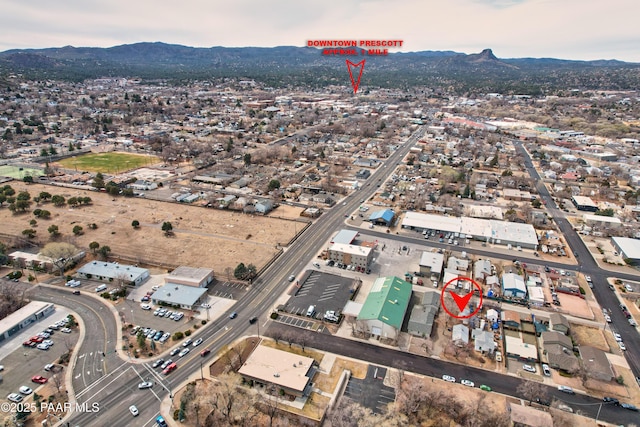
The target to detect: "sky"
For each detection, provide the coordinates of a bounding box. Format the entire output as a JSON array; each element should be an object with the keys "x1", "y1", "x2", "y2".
[{"x1": 1, "y1": 0, "x2": 640, "y2": 62}]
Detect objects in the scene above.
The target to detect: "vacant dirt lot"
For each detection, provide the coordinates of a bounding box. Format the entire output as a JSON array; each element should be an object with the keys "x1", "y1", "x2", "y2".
[{"x1": 1, "y1": 182, "x2": 298, "y2": 274}]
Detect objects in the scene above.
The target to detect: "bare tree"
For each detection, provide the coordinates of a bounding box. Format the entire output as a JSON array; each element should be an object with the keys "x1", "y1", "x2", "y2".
[
  {"x1": 40, "y1": 242, "x2": 80, "y2": 278},
  {"x1": 516, "y1": 380, "x2": 548, "y2": 405},
  {"x1": 50, "y1": 372, "x2": 64, "y2": 395},
  {"x1": 203, "y1": 373, "x2": 260, "y2": 426}
]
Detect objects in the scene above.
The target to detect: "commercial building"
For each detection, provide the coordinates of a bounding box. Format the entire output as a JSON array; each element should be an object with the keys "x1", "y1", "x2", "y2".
[
  {"x1": 583, "y1": 213, "x2": 621, "y2": 229},
  {"x1": 502, "y1": 273, "x2": 527, "y2": 299},
  {"x1": 418, "y1": 251, "x2": 445, "y2": 279},
  {"x1": 357, "y1": 276, "x2": 412, "y2": 340},
  {"x1": 328, "y1": 243, "x2": 373, "y2": 269},
  {"x1": 151, "y1": 283, "x2": 208, "y2": 310},
  {"x1": 238, "y1": 345, "x2": 317, "y2": 398},
  {"x1": 0, "y1": 302, "x2": 55, "y2": 344},
  {"x1": 368, "y1": 209, "x2": 395, "y2": 227},
  {"x1": 401, "y1": 212, "x2": 538, "y2": 249},
  {"x1": 571, "y1": 196, "x2": 598, "y2": 212},
  {"x1": 611, "y1": 236, "x2": 640, "y2": 264},
  {"x1": 77, "y1": 261, "x2": 149, "y2": 286},
  {"x1": 165, "y1": 266, "x2": 214, "y2": 288}
]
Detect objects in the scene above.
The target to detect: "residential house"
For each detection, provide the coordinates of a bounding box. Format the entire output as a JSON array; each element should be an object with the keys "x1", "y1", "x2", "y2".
[
  {"x1": 579, "y1": 346, "x2": 614, "y2": 382},
  {"x1": 451, "y1": 324, "x2": 469, "y2": 346},
  {"x1": 549, "y1": 313, "x2": 570, "y2": 335},
  {"x1": 541, "y1": 331, "x2": 578, "y2": 372},
  {"x1": 407, "y1": 292, "x2": 440, "y2": 338},
  {"x1": 254, "y1": 199, "x2": 274, "y2": 214},
  {"x1": 508, "y1": 403, "x2": 553, "y2": 427},
  {"x1": 471, "y1": 328, "x2": 496, "y2": 353}
]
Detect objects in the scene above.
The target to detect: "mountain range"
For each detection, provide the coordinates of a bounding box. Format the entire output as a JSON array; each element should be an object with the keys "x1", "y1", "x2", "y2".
[{"x1": 1, "y1": 42, "x2": 639, "y2": 93}]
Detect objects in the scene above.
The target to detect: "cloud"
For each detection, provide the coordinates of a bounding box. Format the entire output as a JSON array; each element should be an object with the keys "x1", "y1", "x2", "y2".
[{"x1": 0, "y1": 0, "x2": 638, "y2": 61}]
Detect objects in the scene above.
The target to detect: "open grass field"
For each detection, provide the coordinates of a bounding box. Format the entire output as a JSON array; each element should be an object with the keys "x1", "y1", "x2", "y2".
[
  {"x1": 0, "y1": 165, "x2": 44, "y2": 179},
  {"x1": 56, "y1": 152, "x2": 160, "y2": 174}
]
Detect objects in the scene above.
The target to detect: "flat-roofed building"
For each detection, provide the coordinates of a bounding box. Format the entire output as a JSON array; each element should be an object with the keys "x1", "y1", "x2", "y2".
[
  {"x1": 151, "y1": 283, "x2": 208, "y2": 310},
  {"x1": 418, "y1": 251, "x2": 444, "y2": 278},
  {"x1": 611, "y1": 236, "x2": 640, "y2": 264},
  {"x1": 328, "y1": 243, "x2": 373, "y2": 269},
  {"x1": 77, "y1": 261, "x2": 149, "y2": 286},
  {"x1": 583, "y1": 213, "x2": 621, "y2": 228},
  {"x1": 0, "y1": 301, "x2": 55, "y2": 343},
  {"x1": 238, "y1": 345, "x2": 317, "y2": 398},
  {"x1": 165, "y1": 266, "x2": 214, "y2": 288},
  {"x1": 572, "y1": 195, "x2": 598, "y2": 212}
]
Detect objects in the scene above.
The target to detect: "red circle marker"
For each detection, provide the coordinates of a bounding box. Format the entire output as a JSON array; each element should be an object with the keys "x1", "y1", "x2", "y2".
[{"x1": 440, "y1": 276, "x2": 483, "y2": 319}]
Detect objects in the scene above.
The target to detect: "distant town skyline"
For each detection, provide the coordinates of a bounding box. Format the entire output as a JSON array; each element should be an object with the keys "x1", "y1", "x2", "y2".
[{"x1": 1, "y1": 0, "x2": 639, "y2": 62}]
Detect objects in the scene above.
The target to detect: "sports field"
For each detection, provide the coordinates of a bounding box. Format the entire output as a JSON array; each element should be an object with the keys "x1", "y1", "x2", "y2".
[
  {"x1": 0, "y1": 165, "x2": 44, "y2": 179},
  {"x1": 56, "y1": 152, "x2": 160, "y2": 174}
]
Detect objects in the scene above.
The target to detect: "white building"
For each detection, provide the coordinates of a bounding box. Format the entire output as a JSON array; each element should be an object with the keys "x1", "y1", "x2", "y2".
[{"x1": 328, "y1": 243, "x2": 373, "y2": 268}]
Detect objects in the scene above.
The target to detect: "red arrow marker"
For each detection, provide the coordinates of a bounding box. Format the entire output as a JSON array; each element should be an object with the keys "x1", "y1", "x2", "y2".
[
  {"x1": 346, "y1": 59, "x2": 365, "y2": 94},
  {"x1": 449, "y1": 291, "x2": 473, "y2": 312}
]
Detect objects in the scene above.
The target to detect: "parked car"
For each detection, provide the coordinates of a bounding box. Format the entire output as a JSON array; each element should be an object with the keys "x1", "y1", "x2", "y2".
[
  {"x1": 603, "y1": 397, "x2": 620, "y2": 405},
  {"x1": 542, "y1": 364, "x2": 551, "y2": 376},
  {"x1": 19, "y1": 386, "x2": 33, "y2": 395},
  {"x1": 129, "y1": 405, "x2": 139, "y2": 416},
  {"x1": 621, "y1": 403, "x2": 638, "y2": 411},
  {"x1": 461, "y1": 380, "x2": 474, "y2": 387},
  {"x1": 7, "y1": 393, "x2": 23, "y2": 403},
  {"x1": 442, "y1": 375, "x2": 455, "y2": 382},
  {"x1": 522, "y1": 364, "x2": 536, "y2": 373},
  {"x1": 558, "y1": 385, "x2": 575, "y2": 394},
  {"x1": 60, "y1": 327, "x2": 72, "y2": 333},
  {"x1": 613, "y1": 333, "x2": 623, "y2": 342},
  {"x1": 44, "y1": 364, "x2": 55, "y2": 372},
  {"x1": 479, "y1": 385, "x2": 492, "y2": 392},
  {"x1": 140, "y1": 304, "x2": 151, "y2": 310},
  {"x1": 619, "y1": 342, "x2": 627, "y2": 351},
  {"x1": 31, "y1": 376, "x2": 48, "y2": 384}
]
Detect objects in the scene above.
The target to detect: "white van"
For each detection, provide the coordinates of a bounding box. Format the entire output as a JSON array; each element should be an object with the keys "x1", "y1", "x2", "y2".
[
  {"x1": 306, "y1": 305, "x2": 316, "y2": 317},
  {"x1": 95, "y1": 284, "x2": 107, "y2": 293}
]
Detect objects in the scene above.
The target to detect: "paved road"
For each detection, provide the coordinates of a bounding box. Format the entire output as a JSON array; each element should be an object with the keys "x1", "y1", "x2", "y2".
[
  {"x1": 514, "y1": 141, "x2": 640, "y2": 377},
  {"x1": 265, "y1": 322, "x2": 638, "y2": 425}
]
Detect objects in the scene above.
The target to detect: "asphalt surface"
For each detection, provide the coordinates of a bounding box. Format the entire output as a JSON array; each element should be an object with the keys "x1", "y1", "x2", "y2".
[
  {"x1": 266, "y1": 322, "x2": 637, "y2": 425},
  {"x1": 24, "y1": 128, "x2": 640, "y2": 426}
]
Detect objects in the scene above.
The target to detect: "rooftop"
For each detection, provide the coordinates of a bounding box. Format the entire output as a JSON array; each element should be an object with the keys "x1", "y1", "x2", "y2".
[{"x1": 238, "y1": 345, "x2": 315, "y2": 393}]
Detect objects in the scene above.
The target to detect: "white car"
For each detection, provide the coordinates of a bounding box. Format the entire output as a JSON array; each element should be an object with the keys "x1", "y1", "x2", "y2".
[
  {"x1": 178, "y1": 348, "x2": 190, "y2": 357},
  {"x1": 7, "y1": 393, "x2": 23, "y2": 403},
  {"x1": 619, "y1": 342, "x2": 627, "y2": 351},
  {"x1": 42, "y1": 340, "x2": 54, "y2": 347},
  {"x1": 605, "y1": 315, "x2": 612, "y2": 323},
  {"x1": 140, "y1": 304, "x2": 151, "y2": 310},
  {"x1": 182, "y1": 339, "x2": 192, "y2": 347},
  {"x1": 138, "y1": 381, "x2": 153, "y2": 389},
  {"x1": 0, "y1": 365, "x2": 4, "y2": 372},
  {"x1": 37, "y1": 343, "x2": 50, "y2": 351},
  {"x1": 585, "y1": 275, "x2": 592, "y2": 282},
  {"x1": 192, "y1": 338, "x2": 203, "y2": 347},
  {"x1": 60, "y1": 327, "x2": 72, "y2": 333},
  {"x1": 613, "y1": 333, "x2": 623, "y2": 342},
  {"x1": 201, "y1": 303, "x2": 211, "y2": 309},
  {"x1": 19, "y1": 386, "x2": 33, "y2": 395},
  {"x1": 523, "y1": 364, "x2": 537, "y2": 373},
  {"x1": 461, "y1": 379, "x2": 474, "y2": 387},
  {"x1": 442, "y1": 375, "x2": 456, "y2": 382},
  {"x1": 44, "y1": 364, "x2": 54, "y2": 371},
  {"x1": 129, "y1": 405, "x2": 139, "y2": 416},
  {"x1": 152, "y1": 285, "x2": 160, "y2": 291}
]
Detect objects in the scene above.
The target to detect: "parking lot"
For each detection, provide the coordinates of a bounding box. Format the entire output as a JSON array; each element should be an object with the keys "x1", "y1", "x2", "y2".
[
  {"x1": 0, "y1": 309, "x2": 78, "y2": 399},
  {"x1": 275, "y1": 314, "x2": 318, "y2": 330},
  {"x1": 211, "y1": 281, "x2": 246, "y2": 300},
  {"x1": 343, "y1": 365, "x2": 396, "y2": 414},
  {"x1": 283, "y1": 271, "x2": 356, "y2": 319}
]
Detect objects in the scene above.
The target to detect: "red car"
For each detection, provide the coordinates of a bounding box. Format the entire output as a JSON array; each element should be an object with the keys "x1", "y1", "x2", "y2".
[
  {"x1": 30, "y1": 336, "x2": 44, "y2": 343},
  {"x1": 200, "y1": 349, "x2": 211, "y2": 357},
  {"x1": 23, "y1": 340, "x2": 36, "y2": 347},
  {"x1": 31, "y1": 375, "x2": 48, "y2": 384}
]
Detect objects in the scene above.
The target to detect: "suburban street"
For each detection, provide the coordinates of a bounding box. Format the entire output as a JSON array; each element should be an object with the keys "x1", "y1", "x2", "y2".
[{"x1": 29, "y1": 127, "x2": 640, "y2": 426}]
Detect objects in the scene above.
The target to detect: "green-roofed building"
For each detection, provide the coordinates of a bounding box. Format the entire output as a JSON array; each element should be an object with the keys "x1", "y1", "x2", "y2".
[{"x1": 357, "y1": 276, "x2": 412, "y2": 340}]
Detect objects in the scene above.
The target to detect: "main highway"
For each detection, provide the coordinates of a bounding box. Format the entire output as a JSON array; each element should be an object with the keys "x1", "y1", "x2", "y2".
[{"x1": 35, "y1": 127, "x2": 640, "y2": 426}]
